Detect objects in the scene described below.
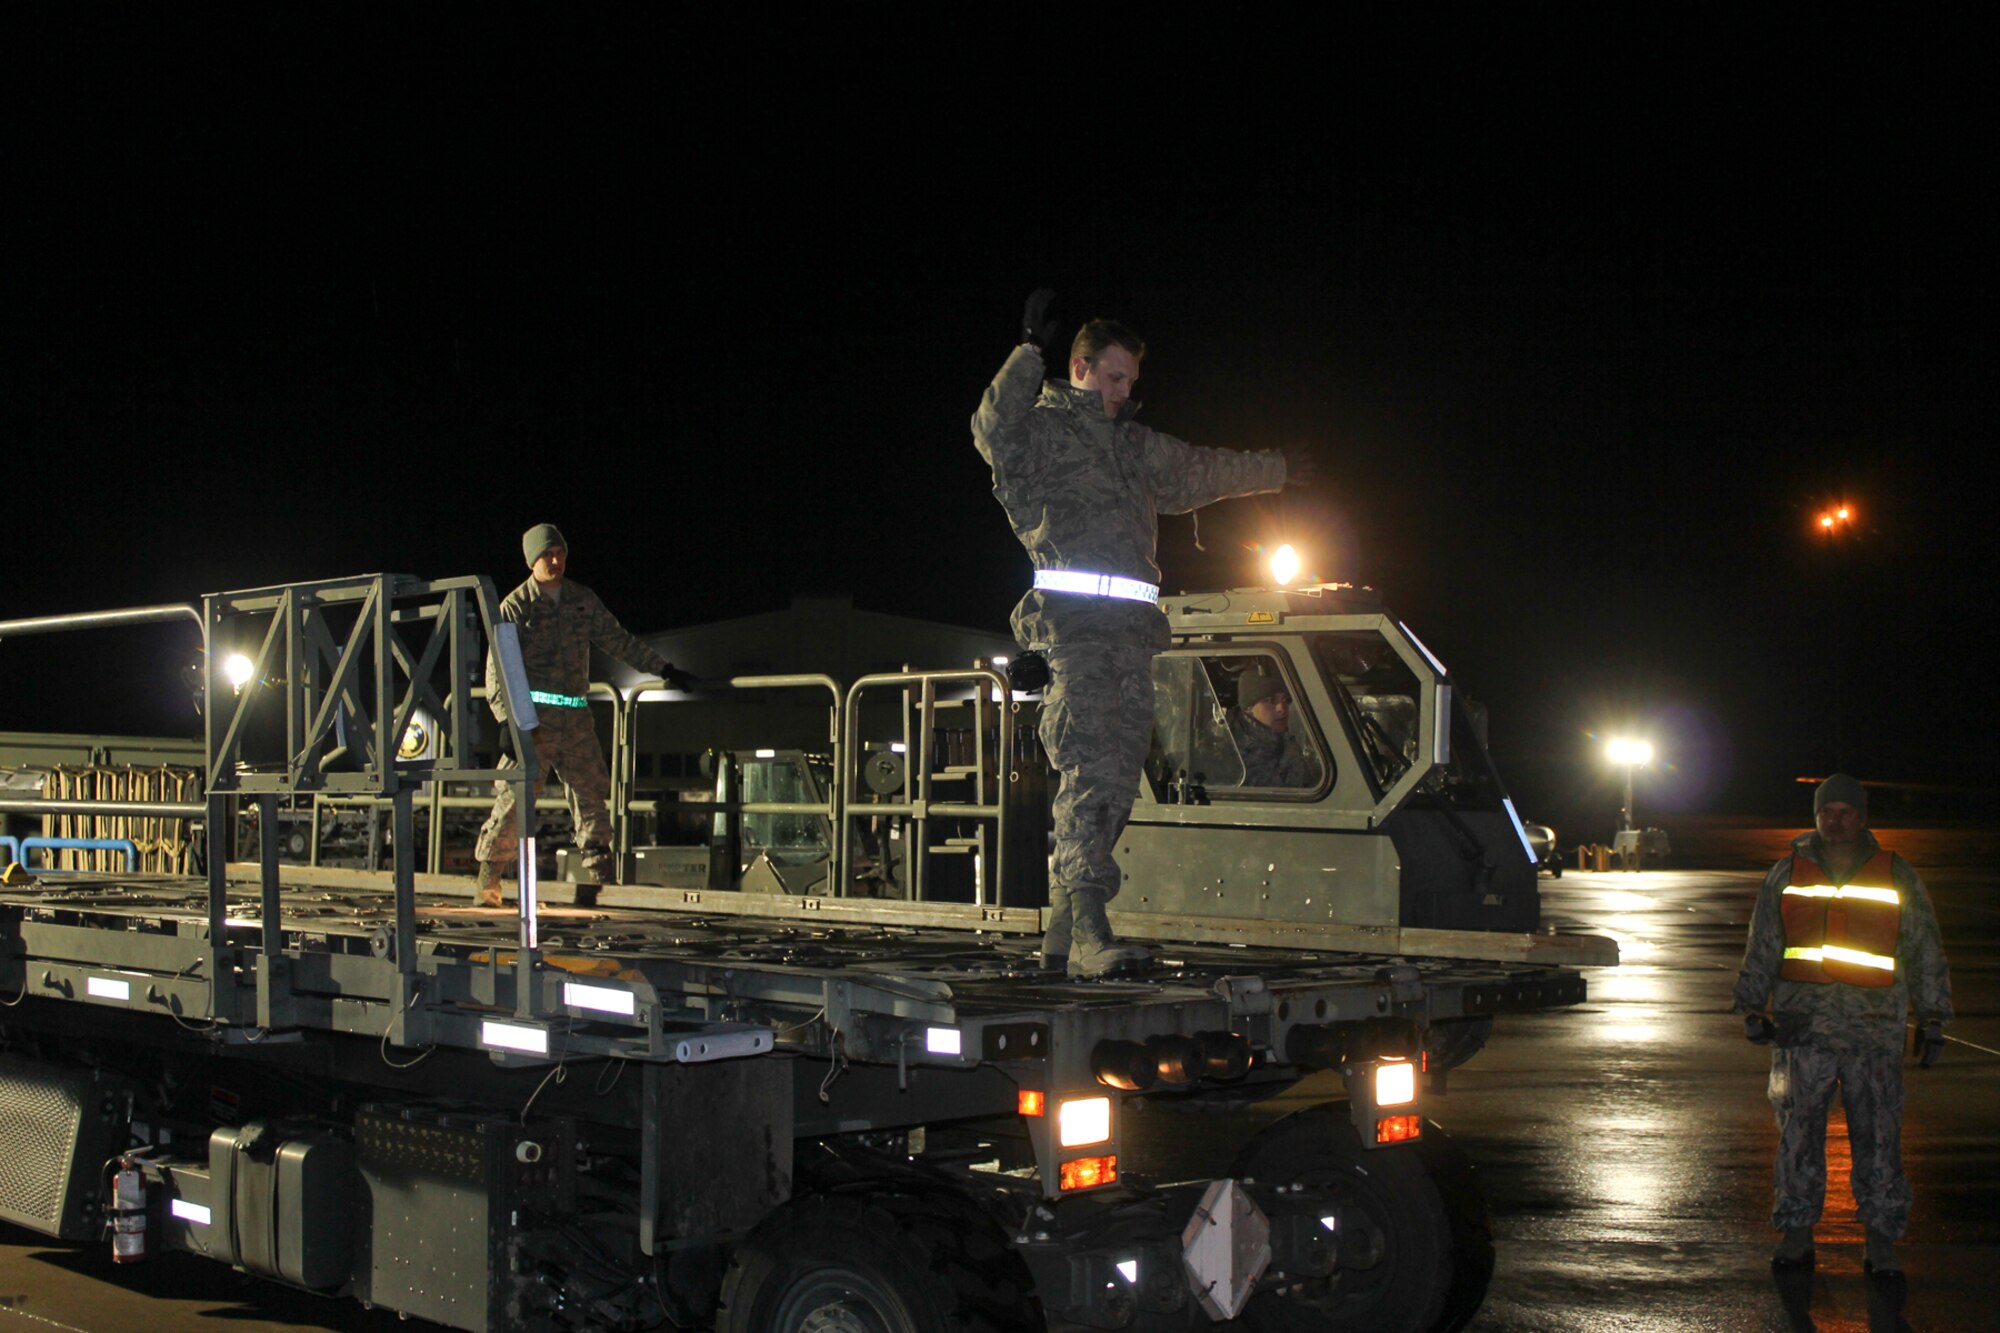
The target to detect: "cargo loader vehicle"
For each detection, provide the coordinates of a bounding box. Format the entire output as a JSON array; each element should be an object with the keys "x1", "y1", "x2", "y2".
[{"x1": 0, "y1": 572, "x2": 1613, "y2": 1333}]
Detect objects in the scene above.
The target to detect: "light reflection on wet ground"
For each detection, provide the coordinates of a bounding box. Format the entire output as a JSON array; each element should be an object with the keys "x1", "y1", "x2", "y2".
[{"x1": 1131, "y1": 861, "x2": 1997, "y2": 1332}]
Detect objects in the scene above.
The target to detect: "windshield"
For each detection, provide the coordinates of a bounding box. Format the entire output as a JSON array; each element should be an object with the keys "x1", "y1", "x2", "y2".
[
  {"x1": 1309, "y1": 630, "x2": 1504, "y2": 810},
  {"x1": 740, "y1": 754, "x2": 832, "y2": 865},
  {"x1": 1311, "y1": 631, "x2": 1421, "y2": 790}
]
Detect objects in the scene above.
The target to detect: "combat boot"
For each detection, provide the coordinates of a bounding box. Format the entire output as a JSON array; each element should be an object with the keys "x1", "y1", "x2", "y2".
[
  {"x1": 475, "y1": 861, "x2": 504, "y2": 908},
  {"x1": 1066, "y1": 888, "x2": 1152, "y2": 979},
  {"x1": 1040, "y1": 883, "x2": 1074, "y2": 972},
  {"x1": 1771, "y1": 1226, "x2": 1815, "y2": 1268},
  {"x1": 1864, "y1": 1229, "x2": 1902, "y2": 1275}
]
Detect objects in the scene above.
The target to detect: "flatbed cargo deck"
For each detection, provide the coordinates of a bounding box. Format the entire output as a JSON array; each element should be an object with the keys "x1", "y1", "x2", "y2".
[{"x1": 2, "y1": 572, "x2": 1606, "y2": 1332}]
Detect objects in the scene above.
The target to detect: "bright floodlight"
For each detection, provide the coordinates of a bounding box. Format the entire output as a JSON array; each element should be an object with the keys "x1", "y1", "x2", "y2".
[
  {"x1": 1606, "y1": 738, "x2": 1653, "y2": 766},
  {"x1": 223, "y1": 654, "x2": 255, "y2": 690},
  {"x1": 1270, "y1": 543, "x2": 1301, "y2": 586}
]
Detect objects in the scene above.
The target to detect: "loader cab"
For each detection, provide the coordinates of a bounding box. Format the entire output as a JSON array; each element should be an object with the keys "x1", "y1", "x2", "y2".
[
  {"x1": 708, "y1": 748, "x2": 836, "y2": 895},
  {"x1": 1114, "y1": 586, "x2": 1543, "y2": 935}
]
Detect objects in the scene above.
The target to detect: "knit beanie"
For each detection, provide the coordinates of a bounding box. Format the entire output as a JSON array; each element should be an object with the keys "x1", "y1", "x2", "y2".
[
  {"x1": 1814, "y1": 772, "x2": 1868, "y2": 820},
  {"x1": 1238, "y1": 670, "x2": 1286, "y2": 710},
  {"x1": 522, "y1": 523, "x2": 567, "y2": 566}
]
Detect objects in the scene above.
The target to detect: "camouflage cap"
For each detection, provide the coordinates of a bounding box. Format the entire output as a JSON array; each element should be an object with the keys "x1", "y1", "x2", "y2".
[
  {"x1": 522, "y1": 523, "x2": 567, "y2": 566},
  {"x1": 1238, "y1": 669, "x2": 1286, "y2": 710},
  {"x1": 1814, "y1": 772, "x2": 1868, "y2": 820}
]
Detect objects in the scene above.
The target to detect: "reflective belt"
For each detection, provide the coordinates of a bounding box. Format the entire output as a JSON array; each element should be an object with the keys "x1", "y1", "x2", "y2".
[
  {"x1": 1783, "y1": 944, "x2": 1897, "y2": 972},
  {"x1": 529, "y1": 690, "x2": 589, "y2": 709},
  {"x1": 1783, "y1": 883, "x2": 1901, "y2": 905},
  {"x1": 1034, "y1": 569, "x2": 1160, "y2": 603}
]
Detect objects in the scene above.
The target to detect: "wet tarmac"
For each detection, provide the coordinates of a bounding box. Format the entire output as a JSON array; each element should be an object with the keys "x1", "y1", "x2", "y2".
[{"x1": 4, "y1": 861, "x2": 1994, "y2": 1331}]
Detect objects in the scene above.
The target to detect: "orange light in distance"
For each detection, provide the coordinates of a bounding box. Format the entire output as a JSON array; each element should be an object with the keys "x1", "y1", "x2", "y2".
[
  {"x1": 1836, "y1": 506, "x2": 1851, "y2": 521},
  {"x1": 1820, "y1": 514, "x2": 1835, "y2": 530},
  {"x1": 1060, "y1": 1155, "x2": 1119, "y2": 1191},
  {"x1": 1376, "y1": 1115, "x2": 1423, "y2": 1144},
  {"x1": 1018, "y1": 1089, "x2": 1045, "y2": 1117}
]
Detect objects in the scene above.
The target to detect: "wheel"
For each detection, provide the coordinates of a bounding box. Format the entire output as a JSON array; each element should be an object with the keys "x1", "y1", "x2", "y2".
[
  {"x1": 1424, "y1": 1016, "x2": 1493, "y2": 1074},
  {"x1": 1228, "y1": 1102, "x2": 1493, "y2": 1333},
  {"x1": 714, "y1": 1192, "x2": 1042, "y2": 1333}
]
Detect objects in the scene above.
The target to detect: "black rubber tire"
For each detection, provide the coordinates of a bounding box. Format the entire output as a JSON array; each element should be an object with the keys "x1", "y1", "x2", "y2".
[
  {"x1": 714, "y1": 1191, "x2": 1042, "y2": 1333},
  {"x1": 1425, "y1": 1016, "x2": 1494, "y2": 1074},
  {"x1": 1227, "y1": 1102, "x2": 1494, "y2": 1333}
]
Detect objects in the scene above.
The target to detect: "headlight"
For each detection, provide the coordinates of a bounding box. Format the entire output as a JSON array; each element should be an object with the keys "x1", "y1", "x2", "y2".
[
  {"x1": 1374, "y1": 1058, "x2": 1416, "y2": 1108},
  {"x1": 1057, "y1": 1095, "x2": 1112, "y2": 1148}
]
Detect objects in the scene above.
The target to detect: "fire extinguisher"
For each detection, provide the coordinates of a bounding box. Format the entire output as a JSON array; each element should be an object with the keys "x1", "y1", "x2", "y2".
[{"x1": 109, "y1": 1155, "x2": 148, "y2": 1264}]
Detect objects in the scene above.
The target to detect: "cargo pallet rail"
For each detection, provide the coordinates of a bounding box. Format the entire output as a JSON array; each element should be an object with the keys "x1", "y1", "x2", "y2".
[{"x1": 1, "y1": 573, "x2": 1611, "y2": 1333}]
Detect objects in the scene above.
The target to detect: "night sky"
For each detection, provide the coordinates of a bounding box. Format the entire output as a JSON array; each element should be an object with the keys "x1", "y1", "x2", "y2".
[{"x1": 10, "y1": 7, "x2": 1991, "y2": 834}]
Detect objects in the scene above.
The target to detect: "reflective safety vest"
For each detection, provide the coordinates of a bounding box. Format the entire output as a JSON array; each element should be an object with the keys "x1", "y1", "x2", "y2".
[{"x1": 1779, "y1": 849, "x2": 1901, "y2": 987}]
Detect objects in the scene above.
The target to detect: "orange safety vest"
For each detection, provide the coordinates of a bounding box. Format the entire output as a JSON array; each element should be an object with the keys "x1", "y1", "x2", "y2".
[{"x1": 1779, "y1": 848, "x2": 1901, "y2": 987}]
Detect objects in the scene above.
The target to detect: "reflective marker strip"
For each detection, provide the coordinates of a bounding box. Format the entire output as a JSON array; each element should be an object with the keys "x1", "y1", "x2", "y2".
[
  {"x1": 480, "y1": 1020, "x2": 550, "y2": 1054},
  {"x1": 171, "y1": 1199, "x2": 212, "y2": 1225},
  {"x1": 1500, "y1": 798, "x2": 1539, "y2": 866},
  {"x1": 88, "y1": 977, "x2": 131, "y2": 1001},
  {"x1": 529, "y1": 690, "x2": 589, "y2": 708},
  {"x1": 1783, "y1": 945, "x2": 1896, "y2": 971},
  {"x1": 1784, "y1": 883, "x2": 1901, "y2": 904},
  {"x1": 563, "y1": 982, "x2": 636, "y2": 1016},
  {"x1": 1034, "y1": 570, "x2": 1160, "y2": 603}
]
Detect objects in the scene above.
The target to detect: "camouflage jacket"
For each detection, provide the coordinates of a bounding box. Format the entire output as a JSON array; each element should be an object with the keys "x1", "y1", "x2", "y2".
[
  {"x1": 1228, "y1": 710, "x2": 1319, "y2": 788},
  {"x1": 484, "y1": 577, "x2": 667, "y2": 723},
  {"x1": 972, "y1": 344, "x2": 1288, "y2": 650},
  {"x1": 1733, "y1": 827, "x2": 1954, "y2": 1050}
]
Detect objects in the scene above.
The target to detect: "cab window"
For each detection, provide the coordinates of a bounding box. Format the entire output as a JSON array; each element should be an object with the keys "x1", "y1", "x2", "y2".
[{"x1": 1148, "y1": 651, "x2": 1326, "y2": 796}]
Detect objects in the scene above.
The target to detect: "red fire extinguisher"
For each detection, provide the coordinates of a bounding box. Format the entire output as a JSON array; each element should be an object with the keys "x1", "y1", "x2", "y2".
[{"x1": 109, "y1": 1156, "x2": 148, "y2": 1263}]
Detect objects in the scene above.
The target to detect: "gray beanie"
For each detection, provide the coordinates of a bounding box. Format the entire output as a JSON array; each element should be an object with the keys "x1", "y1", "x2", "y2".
[
  {"x1": 522, "y1": 523, "x2": 567, "y2": 566},
  {"x1": 1238, "y1": 670, "x2": 1287, "y2": 710},
  {"x1": 1814, "y1": 772, "x2": 1868, "y2": 820}
]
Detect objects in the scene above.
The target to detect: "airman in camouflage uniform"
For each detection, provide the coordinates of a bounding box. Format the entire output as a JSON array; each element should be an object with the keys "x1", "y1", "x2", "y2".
[
  {"x1": 1734, "y1": 773, "x2": 1953, "y2": 1274},
  {"x1": 972, "y1": 291, "x2": 1309, "y2": 976},
  {"x1": 1228, "y1": 668, "x2": 1319, "y2": 788},
  {"x1": 476, "y1": 524, "x2": 689, "y2": 906}
]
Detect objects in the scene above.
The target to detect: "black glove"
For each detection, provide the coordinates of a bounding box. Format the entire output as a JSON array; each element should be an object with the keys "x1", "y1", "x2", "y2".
[
  {"x1": 1281, "y1": 443, "x2": 1319, "y2": 487},
  {"x1": 1745, "y1": 1013, "x2": 1776, "y2": 1046},
  {"x1": 1006, "y1": 649, "x2": 1051, "y2": 694},
  {"x1": 659, "y1": 664, "x2": 696, "y2": 692},
  {"x1": 496, "y1": 721, "x2": 518, "y2": 761},
  {"x1": 1023, "y1": 288, "x2": 1058, "y2": 351},
  {"x1": 1916, "y1": 1021, "x2": 1945, "y2": 1069}
]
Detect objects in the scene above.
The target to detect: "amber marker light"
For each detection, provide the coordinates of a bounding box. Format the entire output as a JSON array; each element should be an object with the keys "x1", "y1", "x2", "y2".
[
  {"x1": 1017, "y1": 1089, "x2": 1045, "y2": 1117},
  {"x1": 1376, "y1": 1115, "x2": 1423, "y2": 1144},
  {"x1": 1059, "y1": 1155, "x2": 1119, "y2": 1191}
]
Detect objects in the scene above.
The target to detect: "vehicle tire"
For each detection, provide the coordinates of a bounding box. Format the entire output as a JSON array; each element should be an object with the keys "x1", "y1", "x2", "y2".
[
  {"x1": 714, "y1": 1191, "x2": 1042, "y2": 1333},
  {"x1": 1228, "y1": 1102, "x2": 1493, "y2": 1333},
  {"x1": 1424, "y1": 1016, "x2": 1493, "y2": 1074}
]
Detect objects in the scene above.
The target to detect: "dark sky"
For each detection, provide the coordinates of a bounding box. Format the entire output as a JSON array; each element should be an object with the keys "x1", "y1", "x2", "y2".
[{"x1": 9, "y1": 7, "x2": 1992, "y2": 831}]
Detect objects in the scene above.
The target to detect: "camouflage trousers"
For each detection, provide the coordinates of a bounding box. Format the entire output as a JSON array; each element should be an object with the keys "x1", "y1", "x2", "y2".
[
  {"x1": 474, "y1": 707, "x2": 617, "y2": 882},
  {"x1": 1039, "y1": 639, "x2": 1156, "y2": 918},
  {"x1": 1767, "y1": 1041, "x2": 1911, "y2": 1236}
]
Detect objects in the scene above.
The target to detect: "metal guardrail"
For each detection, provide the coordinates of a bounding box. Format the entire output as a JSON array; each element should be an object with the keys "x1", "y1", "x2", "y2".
[
  {"x1": 19, "y1": 837, "x2": 139, "y2": 871},
  {"x1": 841, "y1": 667, "x2": 1014, "y2": 907},
  {"x1": 0, "y1": 604, "x2": 202, "y2": 639}
]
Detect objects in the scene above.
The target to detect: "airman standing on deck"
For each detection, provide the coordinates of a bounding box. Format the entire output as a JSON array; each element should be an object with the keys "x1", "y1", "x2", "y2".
[
  {"x1": 972, "y1": 290, "x2": 1315, "y2": 976},
  {"x1": 475, "y1": 524, "x2": 690, "y2": 907}
]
